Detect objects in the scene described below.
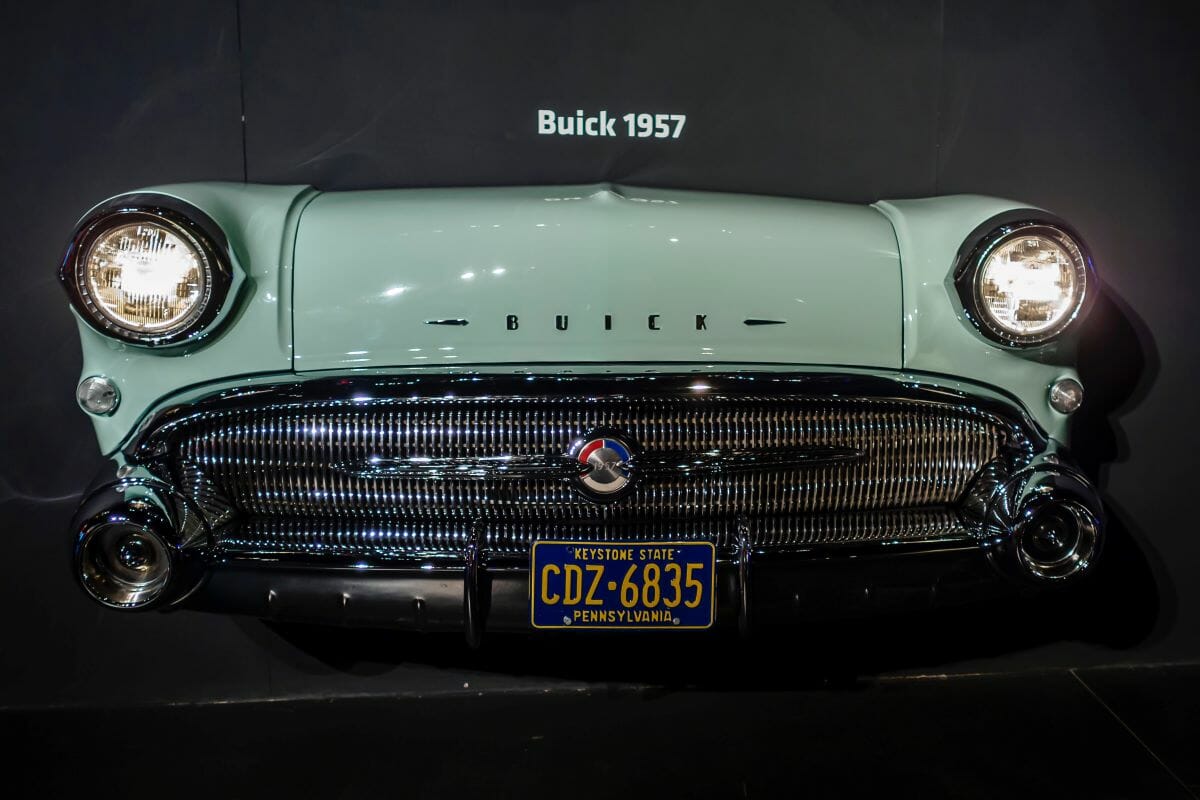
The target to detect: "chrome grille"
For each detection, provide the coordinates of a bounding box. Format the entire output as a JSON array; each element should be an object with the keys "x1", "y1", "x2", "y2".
[
  {"x1": 217, "y1": 508, "x2": 971, "y2": 560},
  {"x1": 162, "y1": 390, "x2": 1010, "y2": 523}
]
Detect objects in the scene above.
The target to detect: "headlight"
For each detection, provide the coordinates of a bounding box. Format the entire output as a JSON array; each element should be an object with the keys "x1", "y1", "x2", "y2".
[
  {"x1": 956, "y1": 222, "x2": 1093, "y2": 346},
  {"x1": 61, "y1": 205, "x2": 231, "y2": 346}
]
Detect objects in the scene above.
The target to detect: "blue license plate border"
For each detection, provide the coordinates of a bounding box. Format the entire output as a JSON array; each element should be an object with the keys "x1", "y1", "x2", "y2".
[{"x1": 529, "y1": 540, "x2": 717, "y2": 630}]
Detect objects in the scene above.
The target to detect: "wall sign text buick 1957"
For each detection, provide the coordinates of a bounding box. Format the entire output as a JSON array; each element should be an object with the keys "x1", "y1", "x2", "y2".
[{"x1": 60, "y1": 183, "x2": 1102, "y2": 643}]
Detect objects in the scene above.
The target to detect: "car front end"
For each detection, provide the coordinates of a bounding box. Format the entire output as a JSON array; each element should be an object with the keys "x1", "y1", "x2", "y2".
[{"x1": 60, "y1": 182, "x2": 1104, "y2": 643}]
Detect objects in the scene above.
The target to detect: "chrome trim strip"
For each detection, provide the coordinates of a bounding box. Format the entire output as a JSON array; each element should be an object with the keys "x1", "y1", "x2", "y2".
[
  {"x1": 329, "y1": 445, "x2": 864, "y2": 481},
  {"x1": 331, "y1": 453, "x2": 580, "y2": 480},
  {"x1": 130, "y1": 372, "x2": 1046, "y2": 454},
  {"x1": 633, "y1": 446, "x2": 865, "y2": 475}
]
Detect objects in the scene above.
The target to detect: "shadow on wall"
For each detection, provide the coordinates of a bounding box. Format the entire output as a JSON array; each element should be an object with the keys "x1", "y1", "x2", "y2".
[
  {"x1": 1070, "y1": 286, "x2": 1168, "y2": 651},
  {"x1": 242, "y1": 286, "x2": 1165, "y2": 684}
]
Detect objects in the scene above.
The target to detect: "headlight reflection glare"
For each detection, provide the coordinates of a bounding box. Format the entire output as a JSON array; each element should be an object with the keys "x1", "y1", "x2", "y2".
[
  {"x1": 62, "y1": 203, "x2": 230, "y2": 347},
  {"x1": 962, "y1": 223, "x2": 1090, "y2": 345},
  {"x1": 83, "y1": 221, "x2": 209, "y2": 336}
]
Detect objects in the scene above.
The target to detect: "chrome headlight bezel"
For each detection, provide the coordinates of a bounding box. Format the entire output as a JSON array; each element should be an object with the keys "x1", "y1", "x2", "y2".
[
  {"x1": 954, "y1": 218, "x2": 1095, "y2": 347},
  {"x1": 59, "y1": 200, "x2": 233, "y2": 347}
]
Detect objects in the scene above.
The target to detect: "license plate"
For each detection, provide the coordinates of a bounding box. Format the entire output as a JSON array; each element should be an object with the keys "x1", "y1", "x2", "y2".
[{"x1": 530, "y1": 541, "x2": 715, "y2": 629}]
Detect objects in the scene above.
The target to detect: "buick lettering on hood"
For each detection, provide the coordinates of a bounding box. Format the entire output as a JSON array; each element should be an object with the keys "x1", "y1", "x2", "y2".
[{"x1": 59, "y1": 183, "x2": 1103, "y2": 643}]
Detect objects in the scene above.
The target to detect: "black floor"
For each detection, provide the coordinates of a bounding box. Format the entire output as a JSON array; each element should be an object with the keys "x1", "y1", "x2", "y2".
[{"x1": 3, "y1": 663, "x2": 1196, "y2": 799}]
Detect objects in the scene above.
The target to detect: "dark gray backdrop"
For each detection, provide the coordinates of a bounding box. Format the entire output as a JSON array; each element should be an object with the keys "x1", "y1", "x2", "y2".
[{"x1": 1, "y1": 0, "x2": 1195, "y2": 708}]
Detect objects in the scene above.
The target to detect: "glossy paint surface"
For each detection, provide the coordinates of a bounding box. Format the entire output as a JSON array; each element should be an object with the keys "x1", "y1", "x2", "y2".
[
  {"x1": 291, "y1": 185, "x2": 903, "y2": 370},
  {"x1": 70, "y1": 183, "x2": 1082, "y2": 453}
]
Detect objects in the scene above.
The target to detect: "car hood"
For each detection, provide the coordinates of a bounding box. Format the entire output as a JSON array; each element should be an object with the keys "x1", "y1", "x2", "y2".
[{"x1": 292, "y1": 184, "x2": 902, "y2": 371}]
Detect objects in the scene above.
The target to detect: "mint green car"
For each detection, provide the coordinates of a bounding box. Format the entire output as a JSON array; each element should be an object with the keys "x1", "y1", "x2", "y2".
[{"x1": 61, "y1": 182, "x2": 1102, "y2": 641}]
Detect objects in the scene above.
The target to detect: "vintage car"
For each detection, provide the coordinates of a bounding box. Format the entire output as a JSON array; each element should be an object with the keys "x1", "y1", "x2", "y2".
[{"x1": 60, "y1": 183, "x2": 1103, "y2": 642}]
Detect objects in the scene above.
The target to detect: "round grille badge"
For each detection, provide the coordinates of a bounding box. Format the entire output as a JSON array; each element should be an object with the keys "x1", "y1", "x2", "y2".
[{"x1": 568, "y1": 429, "x2": 637, "y2": 501}]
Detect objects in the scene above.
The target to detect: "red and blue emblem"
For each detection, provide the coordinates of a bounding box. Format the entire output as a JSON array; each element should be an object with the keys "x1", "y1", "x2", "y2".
[{"x1": 569, "y1": 431, "x2": 636, "y2": 499}]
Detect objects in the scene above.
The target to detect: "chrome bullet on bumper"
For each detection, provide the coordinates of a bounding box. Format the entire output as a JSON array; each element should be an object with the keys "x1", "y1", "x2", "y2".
[
  {"x1": 976, "y1": 450, "x2": 1105, "y2": 583},
  {"x1": 71, "y1": 476, "x2": 204, "y2": 610}
]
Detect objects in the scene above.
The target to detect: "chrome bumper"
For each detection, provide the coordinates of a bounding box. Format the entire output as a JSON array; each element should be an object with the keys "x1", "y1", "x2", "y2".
[
  {"x1": 68, "y1": 458, "x2": 1104, "y2": 641},
  {"x1": 68, "y1": 373, "x2": 1105, "y2": 641},
  {"x1": 190, "y1": 543, "x2": 1002, "y2": 636}
]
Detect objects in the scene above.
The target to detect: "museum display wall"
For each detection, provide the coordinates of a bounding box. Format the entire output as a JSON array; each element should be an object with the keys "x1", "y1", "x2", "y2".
[{"x1": 0, "y1": 0, "x2": 1193, "y2": 707}]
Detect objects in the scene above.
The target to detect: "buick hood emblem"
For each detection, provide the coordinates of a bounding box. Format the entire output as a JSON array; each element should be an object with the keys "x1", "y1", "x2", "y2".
[{"x1": 568, "y1": 429, "x2": 637, "y2": 501}]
